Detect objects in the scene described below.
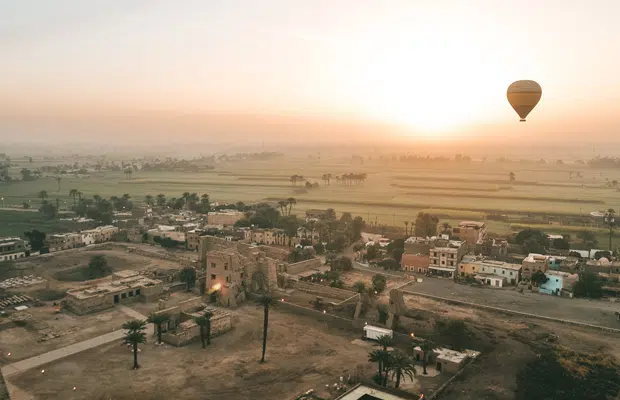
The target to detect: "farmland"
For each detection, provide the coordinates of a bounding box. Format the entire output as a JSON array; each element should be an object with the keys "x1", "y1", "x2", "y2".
[{"x1": 1, "y1": 155, "x2": 619, "y2": 247}]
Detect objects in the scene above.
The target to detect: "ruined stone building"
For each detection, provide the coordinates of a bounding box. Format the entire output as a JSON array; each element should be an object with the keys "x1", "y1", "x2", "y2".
[
  {"x1": 152, "y1": 297, "x2": 232, "y2": 346},
  {"x1": 198, "y1": 236, "x2": 280, "y2": 307},
  {"x1": 65, "y1": 272, "x2": 163, "y2": 315}
]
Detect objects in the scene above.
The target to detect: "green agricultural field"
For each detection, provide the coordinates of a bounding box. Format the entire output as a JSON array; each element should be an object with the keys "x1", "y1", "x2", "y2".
[{"x1": 1, "y1": 157, "x2": 619, "y2": 248}]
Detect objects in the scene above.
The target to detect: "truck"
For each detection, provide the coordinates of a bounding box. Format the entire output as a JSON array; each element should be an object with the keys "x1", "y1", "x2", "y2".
[{"x1": 362, "y1": 325, "x2": 393, "y2": 341}]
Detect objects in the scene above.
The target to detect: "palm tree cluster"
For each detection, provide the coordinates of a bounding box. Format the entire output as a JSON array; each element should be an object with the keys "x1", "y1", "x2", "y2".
[
  {"x1": 368, "y1": 335, "x2": 416, "y2": 388},
  {"x1": 290, "y1": 174, "x2": 305, "y2": 186},
  {"x1": 122, "y1": 294, "x2": 278, "y2": 370},
  {"x1": 276, "y1": 197, "x2": 297, "y2": 216},
  {"x1": 335, "y1": 173, "x2": 367, "y2": 185},
  {"x1": 321, "y1": 173, "x2": 333, "y2": 186}
]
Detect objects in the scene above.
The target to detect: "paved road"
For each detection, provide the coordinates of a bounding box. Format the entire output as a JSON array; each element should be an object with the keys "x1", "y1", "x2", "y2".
[
  {"x1": 399, "y1": 278, "x2": 620, "y2": 329},
  {"x1": 1, "y1": 306, "x2": 149, "y2": 378}
]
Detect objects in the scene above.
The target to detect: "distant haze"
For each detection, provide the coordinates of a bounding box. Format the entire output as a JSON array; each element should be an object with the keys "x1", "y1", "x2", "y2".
[{"x1": 1, "y1": 0, "x2": 619, "y2": 146}]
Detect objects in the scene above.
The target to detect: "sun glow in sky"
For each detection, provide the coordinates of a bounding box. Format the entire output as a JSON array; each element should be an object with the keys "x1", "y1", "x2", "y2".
[{"x1": 1, "y1": 0, "x2": 620, "y2": 141}]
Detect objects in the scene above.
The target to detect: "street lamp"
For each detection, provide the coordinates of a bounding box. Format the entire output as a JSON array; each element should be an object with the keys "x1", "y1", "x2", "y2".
[{"x1": 1, "y1": 197, "x2": 4, "y2": 207}]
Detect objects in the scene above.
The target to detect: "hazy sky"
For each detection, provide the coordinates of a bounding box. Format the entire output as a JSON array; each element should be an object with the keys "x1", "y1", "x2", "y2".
[{"x1": 1, "y1": 0, "x2": 619, "y2": 143}]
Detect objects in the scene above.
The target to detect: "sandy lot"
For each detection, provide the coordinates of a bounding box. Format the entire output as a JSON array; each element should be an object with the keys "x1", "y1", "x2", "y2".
[
  {"x1": 8, "y1": 307, "x2": 378, "y2": 400},
  {"x1": 400, "y1": 278, "x2": 620, "y2": 328},
  {"x1": 0, "y1": 306, "x2": 131, "y2": 363}
]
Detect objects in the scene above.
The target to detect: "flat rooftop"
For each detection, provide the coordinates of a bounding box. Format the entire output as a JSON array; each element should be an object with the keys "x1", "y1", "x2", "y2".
[
  {"x1": 67, "y1": 275, "x2": 162, "y2": 299},
  {"x1": 337, "y1": 385, "x2": 409, "y2": 400},
  {"x1": 459, "y1": 221, "x2": 486, "y2": 228}
]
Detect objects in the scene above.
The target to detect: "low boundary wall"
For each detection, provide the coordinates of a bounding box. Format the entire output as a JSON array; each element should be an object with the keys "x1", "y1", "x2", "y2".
[
  {"x1": 291, "y1": 281, "x2": 356, "y2": 301},
  {"x1": 401, "y1": 290, "x2": 620, "y2": 333}
]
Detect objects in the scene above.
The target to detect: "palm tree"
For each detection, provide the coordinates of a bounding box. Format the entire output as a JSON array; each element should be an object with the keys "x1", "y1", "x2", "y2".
[
  {"x1": 182, "y1": 192, "x2": 190, "y2": 210},
  {"x1": 290, "y1": 175, "x2": 298, "y2": 186},
  {"x1": 77, "y1": 191, "x2": 83, "y2": 202},
  {"x1": 369, "y1": 349, "x2": 390, "y2": 377},
  {"x1": 287, "y1": 197, "x2": 296, "y2": 216},
  {"x1": 277, "y1": 200, "x2": 288, "y2": 215},
  {"x1": 38, "y1": 190, "x2": 48, "y2": 204},
  {"x1": 376, "y1": 334, "x2": 393, "y2": 352},
  {"x1": 93, "y1": 194, "x2": 102, "y2": 204},
  {"x1": 441, "y1": 222, "x2": 452, "y2": 236},
  {"x1": 69, "y1": 189, "x2": 78, "y2": 208},
  {"x1": 605, "y1": 208, "x2": 616, "y2": 250},
  {"x1": 156, "y1": 193, "x2": 166, "y2": 206},
  {"x1": 256, "y1": 295, "x2": 276, "y2": 363},
  {"x1": 418, "y1": 340, "x2": 436, "y2": 375},
  {"x1": 509, "y1": 172, "x2": 515, "y2": 182},
  {"x1": 122, "y1": 319, "x2": 147, "y2": 369},
  {"x1": 55, "y1": 176, "x2": 61, "y2": 192},
  {"x1": 404, "y1": 221, "x2": 409, "y2": 236},
  {"x1": 387, "y1": 350, "x2": 416, "y2": 388},
  {"x1": 202, "y1": 310, "x2": 214, "y2": 345},
  {"x1": 326, "y1": 173, "x2": 332, "y2": 185},
  {"x1": 147, "y1": 313, "x2": 169, "y2": 344},
  {"x1": 145, "y1": 194, "x2": 153, "y2": 206}
]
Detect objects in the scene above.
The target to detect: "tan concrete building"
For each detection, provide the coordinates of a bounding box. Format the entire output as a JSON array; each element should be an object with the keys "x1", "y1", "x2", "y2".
[
  {"x1": 152, "y1": 297, "x2": 232, "y2": 347},
  {"x1": 186, "y1": 229, "x2": 204, "y2": 250},
  {"x1": 207, "y1": 210, "x2": 243, "y2": 226},
  {"x1": 251, "y1": 228, "x2": 292, "y2": 246},
  {"x1": 413, "y1": 346, "x2": 474, "y2": 374},
  {"x1": 46, "y1": 233, "x2": 83, "y2": 252},
  {"x1": 521, "y1": 253, "x2": 550, "y2": 280},
  {"x1": 0, "y1": 237, "x2": 27, "y2": 262},
  {"x1": 428, "y1": 239, "x2": 467, "y2": 279},
  {"x1": 454, "y1": 221, "x2": 487, "y2": 249},
  {"x1": 459, "y1": 255, "x2": 522, "y2": 285},
  {"x1": 65, "y1": 273, "x2": 163, "y2": 315},
  {"x1": 81, "y1": 225, "x2": 119, "y2": 245}
]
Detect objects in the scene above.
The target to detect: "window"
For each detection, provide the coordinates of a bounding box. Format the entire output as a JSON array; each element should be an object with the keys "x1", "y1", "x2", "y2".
[
  {"x1": 460, "y1": 266, "x2": 463, "y2": 269},
  {"x1": 226, "y1": 276, "x2": 230, "y2": 283},
  {"x1": 494, "y1": 269, "x2": 496, "y2": 273},
  {"x1": 128, "y1": 291, "x2": 134, "y2": 297},
  {"x1": 211, "y1": 274, "x2": 216, "y2": 280},
  {"x1": 121, "y1": 293, "x2": 127, "y2": 299},
  {"x1": 556, "y1": 279, "x2": 559, "y2": 282},
  {"x1": 211, "y1": 263, "x2": 216, "y2": 269},
  {"x1": 135, "y1": 288, "x2": 141, "y2": 295},
  {"x1": 224, "y1": 263, "x2": 228, "y2": 270}
]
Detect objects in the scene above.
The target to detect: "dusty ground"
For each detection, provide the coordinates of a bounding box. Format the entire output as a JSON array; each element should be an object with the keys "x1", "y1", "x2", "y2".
[
  {"x1": 401, "y1": 293, "x2": 620, "y2": 399},
  {"x1": 1, "y1": 247, "x2": 182, "y2": 292},
  {"x1": 8, "y1": 307, "x2": 380, "y2": 400},
  {"x1": 400, "y1": 277, "x2": 620, "y2": 328},
  {"x1": 340, "y1": 270, "x2": 409, "y2": 292},
  {"x1": 0, "y1": 306, "x2": 131, "y2": 363}
]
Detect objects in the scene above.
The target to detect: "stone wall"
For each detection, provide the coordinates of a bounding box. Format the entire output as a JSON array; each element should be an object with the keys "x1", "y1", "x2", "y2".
[
  {"x1": 291, "y1": 281, "x2": 356, "y2": 301},
  {"x1": 267, "y1": 297, "x2": 357, "y2": 332},
  {"x1": 287, "y1": 258, "x2": 322, "y2": 275}
]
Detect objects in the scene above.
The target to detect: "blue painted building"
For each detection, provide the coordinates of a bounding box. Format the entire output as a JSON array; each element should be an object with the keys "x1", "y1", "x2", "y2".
[{"x1": 539, "y1": 272, "x2": 566, "y2": 296}]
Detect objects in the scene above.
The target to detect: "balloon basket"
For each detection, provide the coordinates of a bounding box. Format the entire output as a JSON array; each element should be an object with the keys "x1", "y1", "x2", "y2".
[{"x1": 519, "y1": 118, "x2": 526, "y2": 122}]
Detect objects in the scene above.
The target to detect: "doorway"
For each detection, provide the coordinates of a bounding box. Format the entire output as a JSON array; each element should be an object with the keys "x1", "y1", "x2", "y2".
[
  {"x1": 436, "y1": 362, "x2": 442, "y2": 372},
  {"x1": 114, "y1": 295, "x2": 119, "y2": 304}
]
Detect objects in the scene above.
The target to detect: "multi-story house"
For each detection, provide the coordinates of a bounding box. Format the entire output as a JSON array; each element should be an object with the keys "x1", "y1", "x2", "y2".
[
  {"x1": 459, "y1": 255, "x2": 522, "y2": 285},
  {"x1": 453, "y1": 221, "x2": 487, "y2": 249},
  {"x1": 186, "y1": 229, "x2": 204, "y2": 250},
  {"x1": 477, "y1": 237, "x2": 508, "y2": 257},
  {"x1": 428, "y1": 239, "x2": 467, "y2": 279},
  {"x1": 521, "y1": 253, "x2": 550, "y2": 280},
  {"x1": 0, "y1": 237, "x2": 27, "y2": 262},
  {"x1": 81, "y1": 225, "x2": 119, "y2": 245},
  {"x1": 47, "y1": 233, "x2": 83, "y2": 252}
]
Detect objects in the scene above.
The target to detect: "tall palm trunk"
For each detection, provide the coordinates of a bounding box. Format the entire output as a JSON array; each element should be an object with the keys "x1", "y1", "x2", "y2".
[
  {"x1": 133, "y1": 343, "x2": 139, "y2": 369},
  {"x1": 206, "y1": 320, "x2": 211, "y2": 345},
  {"x1": 383, "y1": 367, "x2": 389, "y2": 386},
  {"x1": 260, "y1": 306, "x2": 269, "y2": 363},
  {"x1": 422, "y1": 356, "x2": 428, "y2": 375},
  {"x1": 395, "y1": 369, "x2": 402, "y2": 388},
  {"x1": 200, "y1": 325, "x2": 206, "y2": 348},
  {"x1": 156, "y1": 324, "x2": 162, "y2": 344}
]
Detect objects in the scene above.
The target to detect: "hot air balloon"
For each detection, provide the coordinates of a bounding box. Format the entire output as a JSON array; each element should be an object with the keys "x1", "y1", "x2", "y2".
[{"x1": 507, "y1": 80, "x2": 542, "y2": 122}]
